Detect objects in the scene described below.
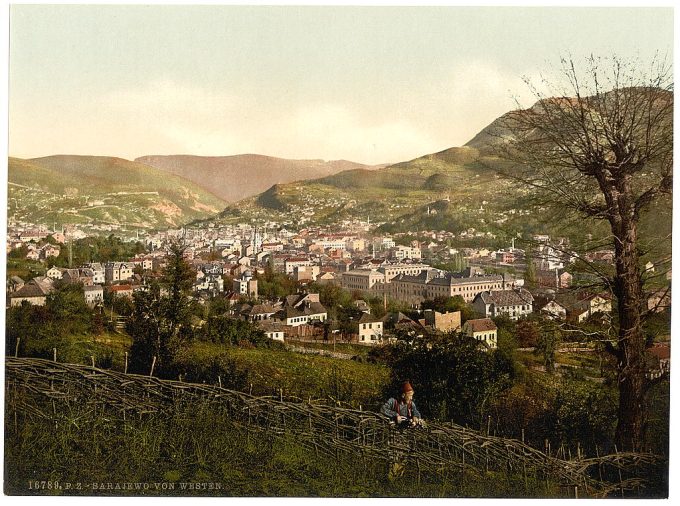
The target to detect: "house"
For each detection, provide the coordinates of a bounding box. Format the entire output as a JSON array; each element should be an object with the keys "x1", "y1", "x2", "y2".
[
  {"x1": 105, "y1": 262, "x2": 134, "y2": 283},
  {"x1": 536, "y1": 269, "x2": 572, "y2": 289},
  {"x1": 647, "y1": 343, "x2": 670, "y2": 379},
  {"x1": 496, "y1": 250, "x2": 515, "y2": 263},
  {"x1": 7, "y1": 275, "x2": 25, "y2": 294},
  {"x1": 84, "y1": 263, "x2": 106, "y2": 284},
  {"x1": 46, "y1": 266, "x2": 64, "y2": 280},
  {"x1": 390, "y1": 271, "x2": 506, "y2": 305},
  {"x1": 316, "y1": 272, "x2": 338, "y2": 285},
  {"x1": 357, "y1": 313, "x2": 384, "y2": 345},
  {"x1": 353, "y1": 300, "x2": 371, "y2": 313},
  {"x1": 50, "y1": 232, "x2": 66, "y2": 244},
  {"x1": 194, "y1": 274, "x2": 224, "y2": 294},
  {"x1": 472, "y1": 289, "x2": 534, "y2": 321},
  {"x1": 9, "y1": 277, "x2": 54, "y2": 306},
  {"x1": 232, "y1": 271, "x2": 258, "y2": 299},
  {"x1": 294, "y1": 265, "x2": 320, "y2": 282},
  {"x1": 274, "y1": 293, "x2": 328, "y2": 327},
  {"x1": 258, "y1": 321, "x2": 286, "y2": 342},
  {"x1": 131, "y1": 256, "x2": 154, "y2": 271},
  {"x1": 284, "y1": 257, "x2": 315, "y2": 275},
  {"x1": 240, "y1": 303, "x2": 278, "y2": 322},
  {"x1": 41, "y1": 244, "x2": 61, "y2": 259},
  {"x1": 423, "y1": 310, "x2": 461, "y2": 332},
  {"x1": 462, "y1": 319, "x2": 498, "y2": 349},
  {"x1": 540, "y1": 299, "x2": 568, "y2": 320},
  {"x1": 391, "y1": 245, "x2": 422, "y2": 261},
  {"x1": 84, "y1": 285, "x2": 104, "y2": 307},
  {"x1": 550, "y1": 292, "x2": 612, "y2": 323},
  {"x1": 62, "y1": 268, "x2": 90, "y2": 285},
  {"x1": 79, "y1": 268, "x2": 97, "y2": 286},
  {"x1": 108, "y1": 284, "x2": 134, "y2": 299},
  {"x1": 26, "y1": 249, "x2": 40, "y2": 261}
]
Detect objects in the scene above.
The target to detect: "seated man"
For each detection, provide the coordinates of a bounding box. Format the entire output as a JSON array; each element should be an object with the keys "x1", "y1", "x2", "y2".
[{"x1": 381, "y1": 381, "x2": 424, "y2": 428}]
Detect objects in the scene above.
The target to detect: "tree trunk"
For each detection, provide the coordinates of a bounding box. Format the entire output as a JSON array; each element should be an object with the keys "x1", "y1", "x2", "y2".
[{"x1": 612, "y1": 217, "x2": 646, "y2": 452}]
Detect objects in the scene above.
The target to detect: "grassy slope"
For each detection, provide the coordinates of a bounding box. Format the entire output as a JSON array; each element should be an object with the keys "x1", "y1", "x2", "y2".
[
  {"x1": 175, "y1": 341, "x2": 390, "y2": 407},
  {"x1": 8, "y1": 156, "x2": 226, "y2": 229}
]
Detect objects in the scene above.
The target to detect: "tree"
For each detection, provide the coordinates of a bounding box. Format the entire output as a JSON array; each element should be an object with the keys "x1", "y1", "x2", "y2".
[
  {"x1": 127, "y1": 242, "x2": 195, "y2": 377},
  {"x1": 496, "y1": 56, "x2": 672, "y2": 451},
  {"x1": 383, "y1": 331, "x2": 514, "y2": 427}
]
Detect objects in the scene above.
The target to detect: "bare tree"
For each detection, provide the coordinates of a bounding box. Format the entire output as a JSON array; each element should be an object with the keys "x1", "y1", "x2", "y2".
[{"x1": 494, "y1": 55, "x2": 672, "y2": 452}]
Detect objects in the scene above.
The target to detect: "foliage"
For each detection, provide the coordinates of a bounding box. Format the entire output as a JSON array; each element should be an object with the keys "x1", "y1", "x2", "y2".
[
  {"x1": 6, "y1": 284, "x2": 96, "y2": 359},
  {"x1": 496, "y1": 55, "x2": 672, "y2": 451},
  {"x1": 376, "y1": 332, "x2": 515, "y2": 428},
  {"x1": 255, "y1": 268, "x2": 298, "y2": 299},
  {"x1": 47, "y1": 234, "x2": 145, "y2": 267},
  {"x1": 197, "y1": 315, "x2": 274, "y2": 348},
  {"x1": 515, "y1": 319, "x2": 540, "y2": 348},
  {"x1": 485, "y1": 375, "x2": 618, "y2": 456},
  {"x1": 126, "y1": 244, "x2": 195, "y2": 378}
]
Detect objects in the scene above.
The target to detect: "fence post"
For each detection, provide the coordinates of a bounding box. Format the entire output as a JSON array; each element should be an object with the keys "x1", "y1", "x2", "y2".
[
  {"x1": 149, "y1": 356, "x2": 157, "y2": 377},
  {"x1": 614, "y1": 445, "x2": 625, "y2": 498},
  {"x1": 53, "y1": 348, "x2": 57, "y2": 362},
  {"x1": 91, "y1": 355, "x2": 96, "y2": 368},
  {"x1": 15, "y1": 338, "x2": 20, "y2": 358},
  {"x1": 124, "y1": 352, "x2": 128, "y2": 374},
  {"x1": 218, "y1": 375, "x2": 222, "y2": 388}
]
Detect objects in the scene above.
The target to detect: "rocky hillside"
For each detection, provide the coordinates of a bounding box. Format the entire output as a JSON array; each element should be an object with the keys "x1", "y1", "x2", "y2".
[{"x1": 8, "y1": 156, "x2": 226, "y2": 232}]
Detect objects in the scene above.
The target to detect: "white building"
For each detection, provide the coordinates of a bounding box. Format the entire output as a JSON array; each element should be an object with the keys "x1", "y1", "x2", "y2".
[
  {"x1": 84, "y1": 285, "x2": 104, "y2": 307},
  {"x1": 232, "y1": 270, "x2": 258, "y2": 298},
  {"x1": 392, "y1": 245, "x2": 422, "y2": 261},
  {"x1": 472, "y1": 289, "x2": 534, "y2": 321},
  {"x1": 105, "y1": 262, "x2": 134, "y2": 283},
  {"x1": 357, "y1": 313, "x2": 383, "y2": 345},
  {"x1": 462, "y1": 319, "x2": 498, "y2": 349}
]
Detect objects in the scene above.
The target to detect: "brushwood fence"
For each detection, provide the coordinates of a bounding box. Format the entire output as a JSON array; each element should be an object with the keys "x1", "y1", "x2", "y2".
[{"x1": 5, "y1": 357, "x2": 664, "y2": 497}]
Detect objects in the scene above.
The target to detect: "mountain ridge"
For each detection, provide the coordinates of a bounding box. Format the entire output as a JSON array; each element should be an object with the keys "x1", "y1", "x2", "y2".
[{"x1": 135, "y1": 154, "x2": 385, "y2": 203}]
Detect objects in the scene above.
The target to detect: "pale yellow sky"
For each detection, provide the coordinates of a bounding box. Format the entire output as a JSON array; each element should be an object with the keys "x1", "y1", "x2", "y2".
[{"x1": 8, "y1": 5, "x2": 673, "y2": 165}]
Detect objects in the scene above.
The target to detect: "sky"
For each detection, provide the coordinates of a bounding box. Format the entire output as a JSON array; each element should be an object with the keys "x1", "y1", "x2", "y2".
[{"x1": 7, "y1": 5, "x2": 674, "y2": 165}]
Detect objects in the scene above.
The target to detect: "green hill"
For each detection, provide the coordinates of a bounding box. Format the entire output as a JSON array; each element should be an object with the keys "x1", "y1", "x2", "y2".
[
  {"x1": 208, "y1": 95, "x2": 671, "y2": 256},
  {"x1": 8, "y1": 156, "x2": 226, "y2": 232}
]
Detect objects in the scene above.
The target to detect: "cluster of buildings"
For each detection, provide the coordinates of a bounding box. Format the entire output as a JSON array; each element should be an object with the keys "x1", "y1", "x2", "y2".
[{"x1": 7, "y1": 218, "x2": 671, "y2": 356}]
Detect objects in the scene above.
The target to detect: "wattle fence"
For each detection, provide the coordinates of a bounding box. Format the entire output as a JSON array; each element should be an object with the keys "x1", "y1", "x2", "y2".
[{"x1": 5, "y1": 357, "x2": 664, "y2": 497}]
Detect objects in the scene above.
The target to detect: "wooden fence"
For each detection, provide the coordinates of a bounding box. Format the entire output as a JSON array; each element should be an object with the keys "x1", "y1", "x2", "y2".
[{"x1": 5, "y1": 357, "x2": 664, "y2": 497}]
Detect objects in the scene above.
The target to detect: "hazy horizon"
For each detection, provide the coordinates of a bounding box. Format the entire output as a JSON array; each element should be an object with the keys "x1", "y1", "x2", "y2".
[{"x1": 9, "y1": 5, "x2": 673, "y2": 165}]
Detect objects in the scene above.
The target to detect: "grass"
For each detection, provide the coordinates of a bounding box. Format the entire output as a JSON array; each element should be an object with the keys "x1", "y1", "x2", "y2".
[
  {"x1": 4, "y1": 395, "x2": 570, "y2": 497},
  {"x1": 174, "y1": 341, "x2": 391, "y2": 407}
]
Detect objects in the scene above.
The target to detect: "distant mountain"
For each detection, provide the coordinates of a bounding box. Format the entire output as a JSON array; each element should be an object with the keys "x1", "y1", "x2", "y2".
[
  {"x1": 135, "y1": 154, "x2": 383, "y2": 202},
  {"x1": 8, "y1": 155, "x2": 226, "y2": 231},
  {"x1": 208, "y1": 92, "x2": 671, "y2": 254}
]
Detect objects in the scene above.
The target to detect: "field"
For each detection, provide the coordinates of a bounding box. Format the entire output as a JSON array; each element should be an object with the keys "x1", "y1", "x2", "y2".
[{"x1": 8, "y1": 357, "x2": 665, "y2": 498}]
